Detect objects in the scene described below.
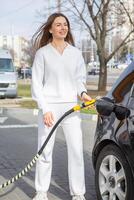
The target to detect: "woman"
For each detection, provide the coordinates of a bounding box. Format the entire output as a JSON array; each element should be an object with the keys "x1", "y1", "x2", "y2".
[{"x1": 32, "y1": 13, "x2": 91, "y2": 200}]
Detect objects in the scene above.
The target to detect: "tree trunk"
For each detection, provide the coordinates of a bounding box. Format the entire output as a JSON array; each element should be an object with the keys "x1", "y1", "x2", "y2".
[{"x1": 98, "y1": 59, "x2": 107, "y2": 91}]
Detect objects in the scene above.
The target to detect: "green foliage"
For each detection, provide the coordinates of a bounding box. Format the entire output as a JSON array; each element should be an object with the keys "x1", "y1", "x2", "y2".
[
  {"x1": 18, "y1": 83, "x2": 31, "y2": 97},
  {"x1": 18, "y1": 83, "x2": 98, "y2": 113},
  {"x1": 81, "y1": 108, "x2": 97, "y2": 115}
]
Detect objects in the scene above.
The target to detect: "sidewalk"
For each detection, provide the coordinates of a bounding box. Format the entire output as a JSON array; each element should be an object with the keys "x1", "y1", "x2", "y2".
[{"x1": 0, "y1": 109, "x2": 97, "y2": 200}]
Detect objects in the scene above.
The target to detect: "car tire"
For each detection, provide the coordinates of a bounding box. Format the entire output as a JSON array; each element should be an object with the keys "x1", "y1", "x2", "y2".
[{"x1": 95, "y1": 144, "x2": 133, "y2": 200}]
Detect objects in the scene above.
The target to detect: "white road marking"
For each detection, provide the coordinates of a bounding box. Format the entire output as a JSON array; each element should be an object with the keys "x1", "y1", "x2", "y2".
[
  {"x1": 0, "y1": 117, "x2": 8, "y2": 123},
  {"x1": 33, "y1": 109, "x2": 38, "y2": 115},
  {"x1": 0, "y1": 108, "x2": 3, "y2": 114},
  {"x1": 0, "y1": 124, "x2": 38, "y2": 128}
]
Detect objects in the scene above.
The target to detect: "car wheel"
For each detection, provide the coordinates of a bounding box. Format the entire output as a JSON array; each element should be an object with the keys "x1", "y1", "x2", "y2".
[{"x1": 95, "y1": 144, "x2": 133, "y2": 200}]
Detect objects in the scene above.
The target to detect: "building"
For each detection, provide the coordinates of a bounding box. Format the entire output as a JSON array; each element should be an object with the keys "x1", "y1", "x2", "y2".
[
  {"x1": 0, "y1": 35, "x2": 29, "y2": 68},
  {"x1": 108, "y1": 0, "x2": 134, "y2": 41},
  {"x1": 106, "y1": 0, "x2": 134, "y2": 62}
]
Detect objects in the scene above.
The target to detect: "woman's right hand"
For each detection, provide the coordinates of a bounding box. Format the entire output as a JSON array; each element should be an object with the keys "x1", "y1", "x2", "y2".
[{"x1": 43, "y1": 112, "x2": 54, "y2": 127}]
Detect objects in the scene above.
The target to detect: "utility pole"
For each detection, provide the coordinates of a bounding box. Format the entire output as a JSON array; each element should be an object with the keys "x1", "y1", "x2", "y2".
[
  {"x1": 48, "y1": 0, "x2": 51, "y2": 15},
  {"x1": 57, "y1": 0, "x2": 61, "y2": 12},
  {"x1": 11, "y1": 24, "x2": 14, "y2": 62}
]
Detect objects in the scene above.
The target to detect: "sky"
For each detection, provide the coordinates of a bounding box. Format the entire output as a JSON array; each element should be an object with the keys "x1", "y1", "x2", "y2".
[
  {"x1": 0, "y1": 0, "x2": 88, "y2": 44},
  {"x1": 0, "y1": 0, "x2": 51, "y2": 39}
]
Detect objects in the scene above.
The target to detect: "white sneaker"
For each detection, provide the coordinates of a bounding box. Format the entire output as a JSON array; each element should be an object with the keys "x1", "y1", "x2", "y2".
[
  {"x1": 33, "y1": 192, "x2": 48, "y2": 200},
  {"x1": 72, "y1": 195, "x2": 86, "y2": 200}
]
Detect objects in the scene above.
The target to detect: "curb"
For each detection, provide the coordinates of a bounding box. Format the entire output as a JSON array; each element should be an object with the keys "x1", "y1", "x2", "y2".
[{"x1": 0, "y1": 97, "x2": 32, "y2": 103}]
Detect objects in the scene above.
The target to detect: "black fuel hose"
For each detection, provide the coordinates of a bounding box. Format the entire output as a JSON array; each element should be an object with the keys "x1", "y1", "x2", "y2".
[{"x1": 0, "y1": 99, "x2": 96, "y2": 189}]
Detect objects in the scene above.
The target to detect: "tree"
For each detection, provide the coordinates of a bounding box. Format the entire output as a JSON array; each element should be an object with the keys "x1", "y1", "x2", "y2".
[
  {"x1": 9, "y1": 48, "x2": 17, "y2": 62},
  {"x1": 81, "y1": 38, "x2": 92, "y2": 64},
  {"x1": 59, "y1": 0, "x2": 134, "y2": 91},
  {"x1": 22, "y1": 42, "x2": 36, "y2": 67}
]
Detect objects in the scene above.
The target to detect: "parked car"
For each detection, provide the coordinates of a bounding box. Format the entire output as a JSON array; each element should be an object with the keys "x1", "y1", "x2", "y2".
[
  {"x1": 92, "y1": 62, "x2": 134, "y2": 200},
  {"x1": 117, "y1": 63, "x2": 128, "y2": 69},
  {"x1": 112, "y1": 61, "x2": 119, "y2": 68},
  {"x1": 17, "y1": 67, "x2": 32, "y2": 79},
  {"x1": 88, "y1": 68, "x2": 100, "y2": 75},
  {"x1": 0, "y1": 49, "x2": 17, "y2": 98}
]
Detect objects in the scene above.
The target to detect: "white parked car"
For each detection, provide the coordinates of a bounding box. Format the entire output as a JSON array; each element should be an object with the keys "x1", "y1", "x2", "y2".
[
  {"x1": 0, "y1": 49, "x2": 17, "y2": 98},
  {"x1": 117, "y1": 63, "x2": 128, "y2": 69}
]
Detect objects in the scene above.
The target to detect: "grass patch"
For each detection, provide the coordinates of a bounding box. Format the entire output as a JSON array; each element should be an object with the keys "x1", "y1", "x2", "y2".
[
  {"x1": 19, "y1": 100, "x2": 97, "y2": 114},
  {"x1": 81, "y1": 108, "x2": 97, "y2": 115},
  {"x1": 17, "y1": 82, "x2": 99, "y2": 113},
  {"x1": 18, "y1": 83, "x2": 31, "y2": 97}
]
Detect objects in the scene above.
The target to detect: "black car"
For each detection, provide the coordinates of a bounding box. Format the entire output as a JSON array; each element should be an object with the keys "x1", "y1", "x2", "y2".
[
  {"x1": 17, "y1": 67, "x2": 32, "y2": 79},
  {"x1": 88, "y1": 68, "x2": 100, "y2": 75},
  {"x1": 92, "y1": 62, "x2": 134, "y2": 200}
]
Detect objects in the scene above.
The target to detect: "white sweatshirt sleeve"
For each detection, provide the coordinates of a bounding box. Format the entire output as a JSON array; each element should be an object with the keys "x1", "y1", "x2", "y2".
[
  {"x1": 76, "y1": 51, "x2": 87, "y2": 97},
  {"x1": 31, "y1": 50, "x2": 50, "y2": 114}
]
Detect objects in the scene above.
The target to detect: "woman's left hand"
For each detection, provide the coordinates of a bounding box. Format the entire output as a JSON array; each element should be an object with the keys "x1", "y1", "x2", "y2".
[{"x1": 81, "y1": 92, "x2": 92, "y2": 102}]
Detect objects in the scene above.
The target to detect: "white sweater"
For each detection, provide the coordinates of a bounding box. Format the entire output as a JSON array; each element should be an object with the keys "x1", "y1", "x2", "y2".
[{"x1": 31, "y1": 43, "x2": 87, "y2": 114}]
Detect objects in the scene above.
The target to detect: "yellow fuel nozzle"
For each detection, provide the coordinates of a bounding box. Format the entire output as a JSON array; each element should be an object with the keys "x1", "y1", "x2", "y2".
[
  {"x1": 73, "y1": 105, "x2": 81, "y2": 111},
  {"x1": 81, "y1": 99, "x2": 96, "y2": 109},
  {"x1": 73, "y1": 99, "x2": 96, "y2": 111}
]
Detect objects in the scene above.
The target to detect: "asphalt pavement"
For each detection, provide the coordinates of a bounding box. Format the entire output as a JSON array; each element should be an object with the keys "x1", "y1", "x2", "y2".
[{"x1": 0, "y1": 108, "x2": 98, "y2": 200}]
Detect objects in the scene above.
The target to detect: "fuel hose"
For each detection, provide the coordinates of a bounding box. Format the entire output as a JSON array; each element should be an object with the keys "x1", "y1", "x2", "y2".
[{"x1": 0, "y1": 99, "x2": 96, "y2": 189}]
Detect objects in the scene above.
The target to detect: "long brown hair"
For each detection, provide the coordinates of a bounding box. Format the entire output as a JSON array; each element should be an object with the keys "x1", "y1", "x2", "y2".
[{"x1": 32, "y1": 13, "x2": 75, "y2": 50}]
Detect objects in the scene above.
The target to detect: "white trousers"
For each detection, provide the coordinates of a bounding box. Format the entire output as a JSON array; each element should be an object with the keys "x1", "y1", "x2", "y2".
[{"x1": 35, "y1": 102, "x2": 85, "y2": 196}]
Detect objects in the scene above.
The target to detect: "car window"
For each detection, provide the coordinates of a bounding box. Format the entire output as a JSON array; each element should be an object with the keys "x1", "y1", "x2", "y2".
[
  {"x1": 127, "y1": 84, "x2": 134, "y2": 110},
  {"x1": 107, "y1": 62, "x2": 134, "y2": 102},
  {"x1": 112, "y1": 72, "x2": 134, "y2": 103},
  {"x1": 0, "y1": 58, "x2": 14, "y2": 72}
]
